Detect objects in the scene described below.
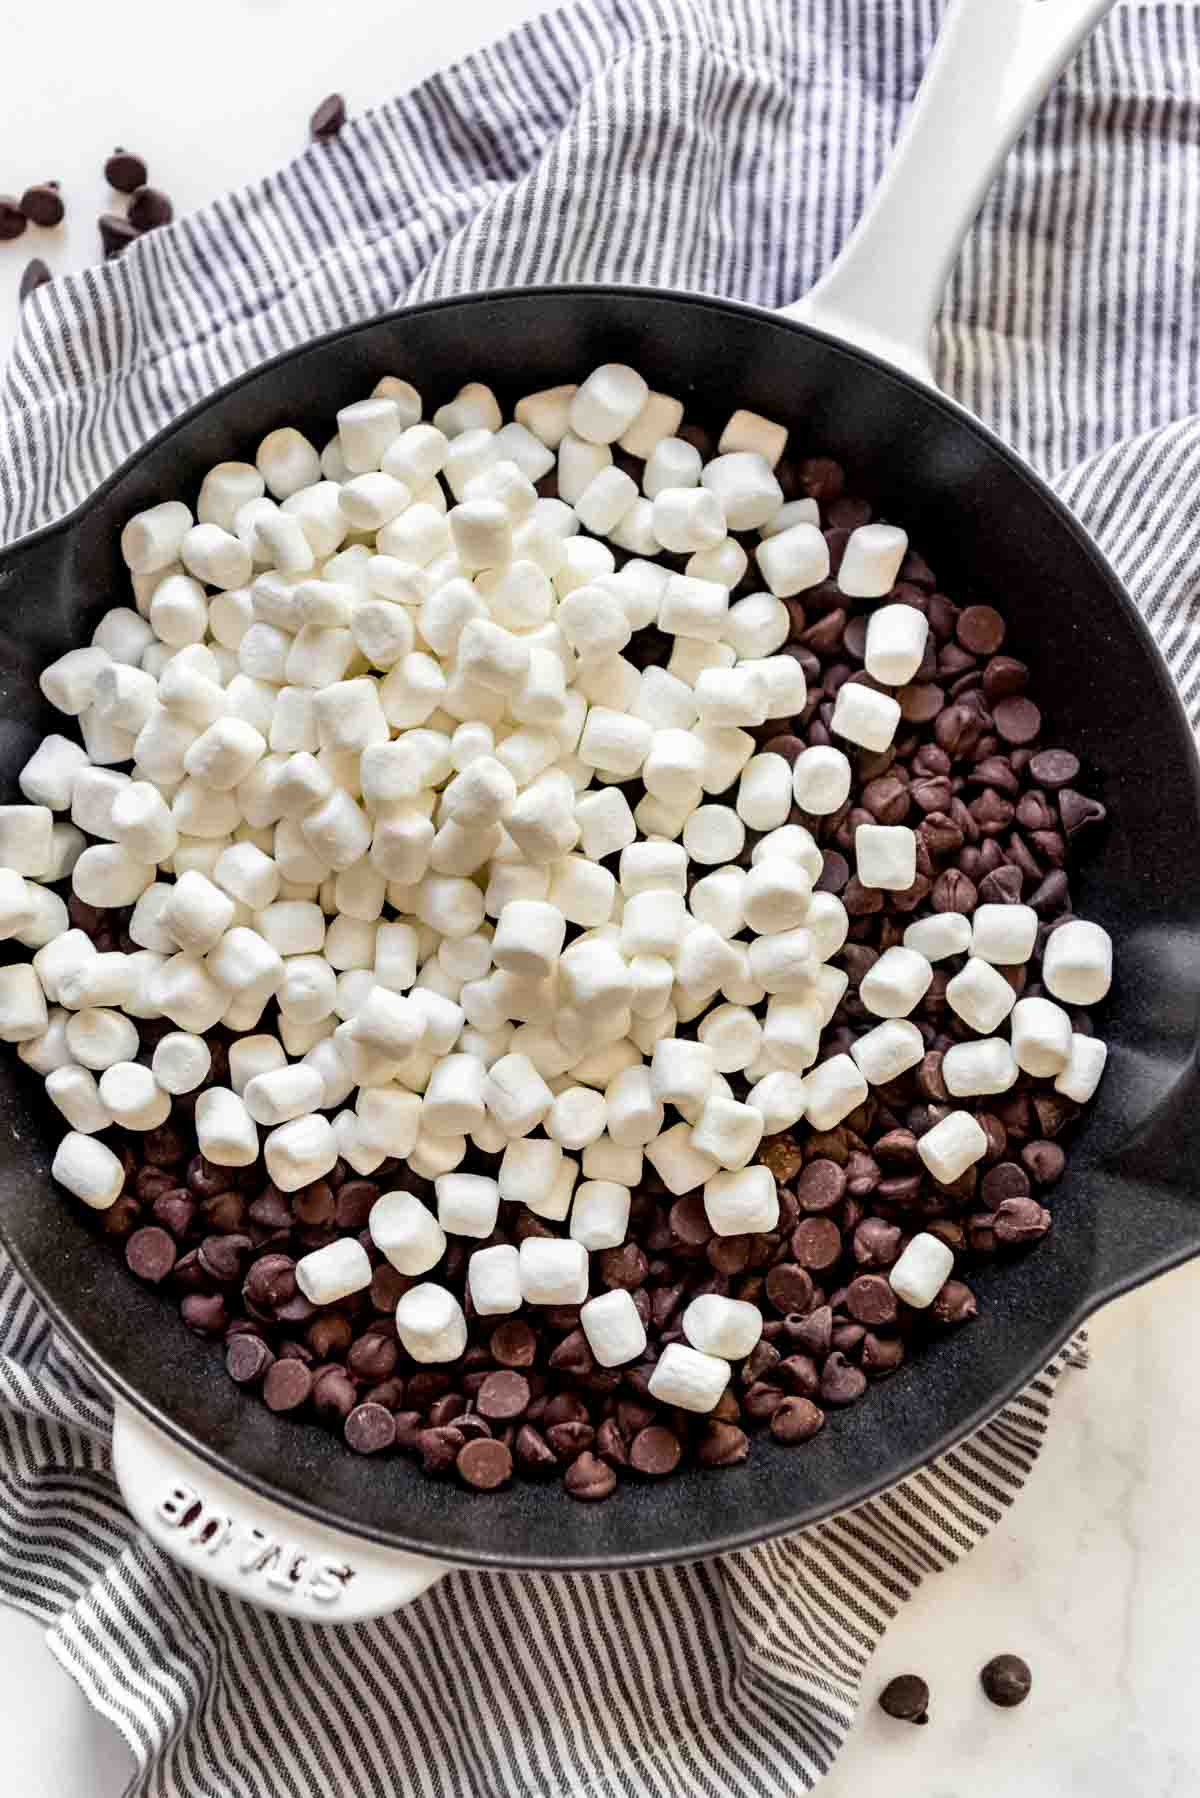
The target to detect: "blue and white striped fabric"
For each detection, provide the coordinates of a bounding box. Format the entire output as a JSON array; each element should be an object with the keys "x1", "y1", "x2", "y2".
[{"x1": 0, "y1": 0, "x2": 1190, "y2": 1789}]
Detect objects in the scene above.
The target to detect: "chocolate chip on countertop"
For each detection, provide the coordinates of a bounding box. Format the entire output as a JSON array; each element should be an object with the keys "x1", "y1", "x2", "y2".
[
  {"x1": 980, "y1": 1653, "x2": 1032, "y2": 1707},
  {"x1": 0, "y1": 198, "x2": 27, "y2": 240},
  {"x1": 878, "y1": 1673, "x2": 930, "y2": 1725},
  {"x1": 127, "y1": 186, "x2": 173, "y2": 231},
  {"x1": 310, "y1": 93, "x2": 348, "y2": 140},
  {"x1": 105, "y1": 149, "x2": 148, "y2": 193},
  {"x1": 98, "y1": 212, "x2": 139, "y2": 258},
  {"x1": 19, "y1": 183, "x2": 63, "y2": 227}
]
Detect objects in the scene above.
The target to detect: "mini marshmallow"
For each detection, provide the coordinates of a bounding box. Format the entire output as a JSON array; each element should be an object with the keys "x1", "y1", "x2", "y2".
[
  {"x1": 755, "y1": 522, "x2": 829, "y2": 597},
  {"x1": 690, "y1": 1092, "x2": 764, "y2": 1171},
  {"x1": 97, "y1": 1061, "x2": 171, "y2": 1131},
  {"x1": 92, "y1": 661, "x2": 158, "y2": 736},
  {"x1": 682, "y1": 1292, "x2": 763, "y2": 1361},
  {"x1": 569, "y1": 364, "x2": 649, "y2": 444},
  {"x1": 701, "y1": 452, "x2": 783, "y2": 531},
  {"x1": 435, "y1": 1172, "x2": 500, "y2": 1239},
  {"x1": 860, "y1": 946, "x2": 934, "y2": 1019},
  {"x1": 745, "y1": 1068, "x2": 808, "y2": 1134},
  {"x1": 15, "y1": 886, "x2": 69, "y2": 951},
  {"x1": 851, "y1": 1019, "x2": 926, "y2": 1086},
  {"x1": 395, "y1": 1283, "x2": 468, "y2": 1364},
  {"x1": 434, "y1": 382, "x2": 502, "y2": 438},
  {"x1": 227, "y1": 1036, "x2": 287, "y2": 1099},
  {"x1": 516, "y1": 385, "x2": 577, "y2": 448},
  {"x1": 492, "y1": 900, "x2": 566, "y2": 980},
  {"x1": 213, "y1": 840, "x2": 279, "y2": 912},
  {"x1": 52, "y1": 1132, "x2": 125, "y2": 1209},
  {"x1": 17, "y1": 1009, "x2": 73, "y2": 1076},
  {"x1": 736, "y1": 754, "x2": 792, "y2": 832},
  {"x1": 548, "y1": 856, "x2": 616, "y2": 929},
  {"x1": 255, "y1": 899, "x2": 325, "y2": 956},
  {"x1": 889, "y1": 1232, "x2": 955, "y2": 1310},
  {"x1": 681, "y1": 805, "x2": 745, "y2": 869},
  {"x1": 109, "y1": 781, "x2": 178, "y2": 865},
  {"x1": 0, "y1": 805, "x2": 51, "y2": 878},
  {"x1": 570, "y1": 1179, "x2": 631, "y2": 1250},
  {"x1": 605, "y1": 1065, "x2": 665, "y2": 1147},
  {"x1": 56, "y1": 952, "x2": 139, "y2": 1011},
  {"x1": 294, "y1": 1237, "x2": 374, "y2": 1309},
  {"x1": 542, "y1": 1079, "x2": 606, "y2": 1148},
  {"x1": 833, "y1": 683, "x2": 902, "y2": 753},
  {"x1": 421, "y1": 1053, "x2": 486, "y2": 1135},
  {"x1": 942, "y1": 1037, "x2": 1019, "y2": 1097},
  {"x1": 971, "y1": 903, "x2": 1039, "y2": 966},
  {"x1": 1010, "y1": 995, "x2": 1074, "y2": 1077},
  {"x1": 742, "y1": 859, "x2": 813, "y2": 935},
  {"x1": 945, "y1": 957, "x2": 1017, "y2": 1034},
  {"x1": 864, "y1": 602, "x2": 929, "y2": 685},
  {"x1": 355, "y1": 1087, "x2": 422, "y2": 1158},
  {"x1": 46, "y1": 1063, "x2": 114, "y2": 1133},
  {"x1": 1055, "y1": 1032, "x2": 1108, "y2": 1103},
  {"x1": 0, "y1": 871, "x2": 36, "y2": 945},
  {"x1": 498, "y1": 1137, "x2": 563, "y2": 1209},
  {"x1": 484, "y1": 1052, "x2": 553, "y2": 1137},
  {"x1": 577, "y1": 707, "x2": 653, "y2": 779},
  {"x1": 195, "y1": 1086, "x2": 259, "y2": 1167},
  {"x1": 724, "y1": 591, "x2": 790, "y2": 662},
  {"x1": 837, "y1": 523, "x2": 908, "y2": 598},
  {"x1": 903, "y1": 912, "x2": 972, "y2": 962},
  {"x1": 703, "y1": 1164, "x2": 778, "y2": 1236},
  {"x1": 263, "y1": 1112, "x2": 338, "y2": 1192},
  {"x1": 19, "y1": 734, "x2": 90, "y2": 811},
  {"x1": 519, "y1": 1236, "x2": 589, "y2": 1306},
  {"x1": 762, "y1": 993, "x2": 822, "y2": 1071},
  {"x1": 150, "y1": 573, "x2": 209, "y2": 648},
  {"x1": 1042, "y1": 919, "x2": 1113, "y2": 1005},
  {"x1": 198, "y1": 463, "x2": 265, "y2": 533},
  {"x1": 697, "y1": 1002, "x2": 763, "y2": 1074},
  {"x1": 918, "y1": 1109, "x2": 988, "y2": 1185},
  {"x1": 687, "y1": 537, "x2": 748, "y2": 589},
  {"x1": 658, "y1": 572, "x2": 728, "y2": 642},
  {"x1": 802, "y1": 1053, "x2": 869, "y2": 1130},
  {"x1": 689, "y1": 867, "x2": 746, "y2": 941},
  {"x1": 242, "y1": 1063, "x2": 324, "y2": 1127},
  {"x1": 618, "y1": 889, "x2": 685, "y2": 960},
  {"x1": 467, "y1": 1243, "x2": 522, "y2": 1317},
  {"x1": 856, "y1": 823, "x2": 917, "y2": 892},
  {"x1": 577, "y1": 1288, "x2": 646, "y2": 1369},
  {"x1": 693, "y1": 666, "x2": 769, "y2": 729},
  {"x1": 151, "y1": 1031, "x2": 211, "y2": 1094},
  {"x1": 163, "y1": 870, "x2": 236, "y2": 954},
  {"x1": 148, "y1": 954, "x2": 229, "y2": 1032},
  {"x1": 719, "y1": 407, "x2": 787, "y2": 467},
  {"x1": 648, "y1": 1341, "x2": 730, "y2": 1414}
]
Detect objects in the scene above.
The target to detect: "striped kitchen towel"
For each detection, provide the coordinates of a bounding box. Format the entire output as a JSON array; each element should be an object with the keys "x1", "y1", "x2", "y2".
[{"x1": 0, "y1": 0, "x2": 1191, "y2": 1791}]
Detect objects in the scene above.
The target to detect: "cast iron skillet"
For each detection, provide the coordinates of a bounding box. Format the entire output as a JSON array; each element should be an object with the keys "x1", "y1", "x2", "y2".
[{"x1": 1, "y1": 0, "x2": 1197, "y2": 1573}]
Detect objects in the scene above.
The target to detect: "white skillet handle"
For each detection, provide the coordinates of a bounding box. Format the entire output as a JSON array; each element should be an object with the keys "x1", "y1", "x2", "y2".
[
  {"x1": 112, "y1": 1399, "x2": 449, "y2": 1623},
  {"x1": 786, "y1": 0, "x2": 1115, "y2": 382}
]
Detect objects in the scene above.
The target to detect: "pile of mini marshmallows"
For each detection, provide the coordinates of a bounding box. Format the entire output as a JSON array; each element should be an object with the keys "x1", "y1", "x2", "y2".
[{"x1": 0, "y1": 364, "x2": 1113, "y2": 1417}]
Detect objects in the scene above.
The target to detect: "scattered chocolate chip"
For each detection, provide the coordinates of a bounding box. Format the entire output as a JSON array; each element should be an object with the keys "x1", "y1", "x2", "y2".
[
  {"x1": 19, "y1": 183, "x2": 63, "y2": 227},
  {"x1": 878, "y1": 1673, "x2": 930, "y2": 1725},
  {"x1": 127, "y1": 187, "x2": 173, "y2": 232},
  {"x1": 105, "y1": 149, "x2": 148, "y2": 193},
  {"x1": 980, "y1": 1653, "x2": 1032, "y2": 1708},
  {"x1": 310, "y1": 93, "x2": 348, "y2": 141},
  {"x1": 99, "y1": 212, "x2": 139, "y2": 258},
  {"x1": 0, "y1": 197, "x2": 27, "y2": 239}
]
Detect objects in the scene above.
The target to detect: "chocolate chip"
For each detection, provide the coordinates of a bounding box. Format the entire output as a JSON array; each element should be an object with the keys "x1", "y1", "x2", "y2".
[
  {"x1": 980, "y1": 1653, "x2": 1032, "y2": 1707},
  {"x1": 992, "y1": 696, "x2": 1041, "y2": 745},
  {"x1": 564, "y1": 1451, "x2": 617, "y2": 1500},
  {"x1": 790, "y1": 1216, "x2": 842, "y2": 1271},
  {"x1": 931, "y1": 1280, "x2": 978, "y2": 1325},
  {"x1": 992, "y1": 1197, "x2": 1052, "y2": 1244},
  {"x1": 629, "y1": 1425, "x2": 682, "y2": 1475},
  {"x1": 457, "y1": 1437, "x2": 513, "y2": 1489},
  {"x1": 127, "y1": 187, "x2": 173, "y2": 232},
  {"x1": 770, "y1": 1396, "x2": 825, "y2": 1443},
  {"x1": 1058, "y1": 788, "x2": 1106, "y2": 836},
  {"x1": 226, "y1": 1334, "x2": 273, "y2": 1384},
  {"x1": 819, "y1": 1352, "x2": 867, "y2": 1407},
  {"x1": 477, "y1": 1370, "x2": 530, "y2": 1420},
  {"x1": 878, "y1": 1674, "x2": 930, "y2": 1725},
  {"x1": 263, "y1": 1359, "x2": 312, "y2": 1412},
  {"x1": 1021, "y1": 1140, "x2": 1065, "y2": 1185},
  {"x1": 310, "y1": 93, "x2": 348, "y2": 140},
  {"x1": 98, "y1": 212, "x2": 139, "y2": 257},
  {"x1": 0, "y1": 198, "x2": 27, "y2": 240},
  {"x1": 125, "y1": 1225, "x2": 177, "y2": 1284},
  {"x1": 19, "y1": 183, "x2": 63, "y2": 227},
  {"x1": 764, "y1": 1262, "x2": 814, "y2": 1314},
  {"x1": 956, "y1": 605, "x2": 1005, "y2": 655},
  {"x1": 515, "y1": 1424, "x2": 557, "y2": 1473},
  {"x1": 419, "y1": 1426, "x2": 465, "y2": 1475},
  {"x1": 105, "y1": 149, "x2": 148, "y2": 193},
  {"x1": 980, "y1": 1162, "x2": 1030, "y2": 1207},
  {"x1": 759, "y1": 1133, "x2": 805, "y2": 1184},
  {"x1": 344, "y1": 1402, "x2": 396, "y2": 1455},
  {"x1": 696, "y1": 1422, "x2": 750, "y2": 1466},
  {"x1": 795, "y1": 1158, "x2": 845, "y2": 1212},
  {"x1": 845, "y1": 1273, "x2": 897, "y2": 1327}
]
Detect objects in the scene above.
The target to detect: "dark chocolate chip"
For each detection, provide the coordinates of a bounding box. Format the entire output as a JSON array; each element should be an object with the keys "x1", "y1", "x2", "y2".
[
  {"x1": 770, "y1": 1396, "x2": 825, "y2": 1443},
  {"x1": 19, "y1": 183, "x2": 64, "y2": 227},
  {"x1": 980, "y1": 1653, "x2": 1032, "y2": 1708},
  {"x1": 696, "y1": 1422, "x2": 750, "y2": 1466},
  {"x1": 878, "y1": 1673, "x2": 930, "y2": 1725},
  {"x1": 105, "y1": 149, "x2": 148, "y2": 193},
  {"x1": 310, "y1": 93, "x2": 348, "y2": 140},
  {"x1": 0, "y1": 198, "x2": 27, "y2": 240},
  {"x1": 127, "y1": 187, "x2": 173, "y2": 231},
  {"x1": 477, "y1": 1370, "x2": 531, "y2": 1420},
  {"x1": 99, "y1": 212, "x2": 139, "y2": 257},
  {"x1": 629, "y1": 1425, "x2": 682, "y2": 1476},
  {"x1": 125, "y1": 1225, "x2": 177, "y2": 1284},
  {"x1": 226, "y1": 1334, "x2": 273, "y2": 1384},
  {"x1": 564, "y1": 1451, "x2": 617, "y2": 1500},
  {"x1": 263, "y1": 1358, "x2": 313, "y2": 1412}
]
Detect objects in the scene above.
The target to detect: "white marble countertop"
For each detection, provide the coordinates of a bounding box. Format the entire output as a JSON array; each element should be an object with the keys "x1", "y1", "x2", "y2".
[{"x1": 4, "y1": 2, "x2": 1200, "y2": 1792}]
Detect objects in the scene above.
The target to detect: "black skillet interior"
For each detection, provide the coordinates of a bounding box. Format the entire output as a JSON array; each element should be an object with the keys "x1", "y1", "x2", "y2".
[{"x1": 1, "y1": 287, "x2": 1199, "y2": 1571}]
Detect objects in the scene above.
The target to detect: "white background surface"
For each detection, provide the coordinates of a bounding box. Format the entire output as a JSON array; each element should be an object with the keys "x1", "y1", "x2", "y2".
[{"x1": 3, "y1": 3, "x2": 1199, "y2": 1794}]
